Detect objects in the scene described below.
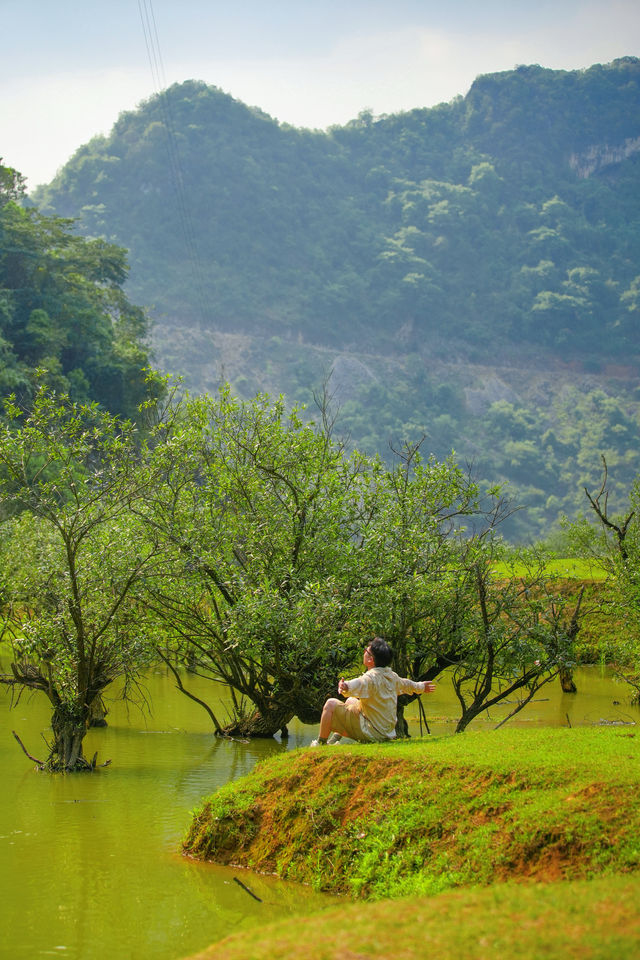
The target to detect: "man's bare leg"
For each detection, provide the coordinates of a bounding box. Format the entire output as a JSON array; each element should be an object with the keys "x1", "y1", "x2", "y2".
[{"x1": 316, "y1": 697, "x2": 349, "y2": 742}]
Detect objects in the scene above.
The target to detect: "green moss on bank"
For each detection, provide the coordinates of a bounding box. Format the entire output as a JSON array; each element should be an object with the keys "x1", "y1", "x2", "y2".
[{"x1": 184, "y1": 729, "x2": 640, "y2": 900}]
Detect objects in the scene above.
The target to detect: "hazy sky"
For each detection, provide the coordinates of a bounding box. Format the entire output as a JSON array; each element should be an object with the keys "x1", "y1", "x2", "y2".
[{"x1": 2, "y1": 0, "x2": 639, "y2": 189}]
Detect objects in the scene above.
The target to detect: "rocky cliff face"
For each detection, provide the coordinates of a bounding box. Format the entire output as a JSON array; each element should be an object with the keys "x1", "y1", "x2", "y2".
[
  {"x1": 569, "y1": 135, "x2": 640, "y2": 178},
  {"x1": 151, "y1": 323, "x2": 637, "y2": 418}
]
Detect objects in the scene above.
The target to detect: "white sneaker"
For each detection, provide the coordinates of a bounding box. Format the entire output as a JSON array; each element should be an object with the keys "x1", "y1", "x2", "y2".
[
  {"x1": 310, "y1": 738, "x2": 326, "y2": 747},
  {"x1": 327, "y1": 733, "x2": 343, "y2": 745}
]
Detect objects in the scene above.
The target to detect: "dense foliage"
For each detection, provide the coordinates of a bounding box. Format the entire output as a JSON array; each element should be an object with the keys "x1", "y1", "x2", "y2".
[
  {"x1": 137, "y1": 389, "x2": 585, "y2": 738},
  {"x1": 30, "y1": 57, "x2": 640, "y2": 538},
  {"x1": 0, "y1": 161, "x2": 154, "y2": 418},
  {"x1": 138, "y1": 387, "x2": 372, "y2": 736},
  {"x1": 34, "y1": 59, "x2": 640, "y2": 357},
  {"x1": 1, "y1": 388, "x2": 587, "y2": 763}
]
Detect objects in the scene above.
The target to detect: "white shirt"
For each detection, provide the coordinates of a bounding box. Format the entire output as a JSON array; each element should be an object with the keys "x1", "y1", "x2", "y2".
[{"x1": 345, "y1": 666, "x2": 427, "y2": 740}]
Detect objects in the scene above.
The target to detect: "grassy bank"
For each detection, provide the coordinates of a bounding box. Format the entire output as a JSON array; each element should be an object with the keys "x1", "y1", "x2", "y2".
[
  {"x1": 184, "y1": 729, "x2": 640, "y2": 900},
  {"x1": 188, "y1": 875, "x2": 640, "y2": 960}
]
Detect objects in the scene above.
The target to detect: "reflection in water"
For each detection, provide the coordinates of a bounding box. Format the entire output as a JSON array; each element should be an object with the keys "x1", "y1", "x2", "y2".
[
  {"x1": 1, "y1": 665, "x2": 637, "y2": 959},
  {"x1": 0, "y1": 668, "x2": 333, "y2": 960}
]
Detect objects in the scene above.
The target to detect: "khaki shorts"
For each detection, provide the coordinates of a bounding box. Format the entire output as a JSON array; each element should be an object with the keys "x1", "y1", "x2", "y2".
[{"x1": 333, "y1": 697, "x2": 371, "y2": 742}]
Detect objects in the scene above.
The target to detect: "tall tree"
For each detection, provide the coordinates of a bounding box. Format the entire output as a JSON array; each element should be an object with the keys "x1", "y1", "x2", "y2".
[
  {"x1": 137, "y1": 387, "x2": 370, "y2": 737},
  {"x1": 342, "y1": 442, "x2": 584, "y2": 734},
  {"x1": 0, "y1": 386, "x2": 164, "y2": 770},
  {"x1": 574, "y1": 458, "x2": 640, "y2": 703},
  {"x1": 449, "y1": 549, "x2": 584, "y2": 732}
]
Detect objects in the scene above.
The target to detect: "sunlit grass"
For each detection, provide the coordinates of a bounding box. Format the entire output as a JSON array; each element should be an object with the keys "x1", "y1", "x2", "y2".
[
  {"x1": 187, "y1": 729, "x2": 640, "y2": 960},
  {"x1": 493, "y1": 557, "x2": 607, "y2": 579},
  {"x1": 185, "y1": 728, "x2": 640, "y2": 900},
  {"x1": 191, "y1": 875, "x2": 640, "y2": 960}
]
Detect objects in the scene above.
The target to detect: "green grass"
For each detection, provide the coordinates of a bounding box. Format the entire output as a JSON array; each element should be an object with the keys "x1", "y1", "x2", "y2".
[
  {"x1": 184, "y1": 729, "x2": 640, "y2": 902},
  {"x1": 492, "y1": 557, "x2": 607, "y2": 578},
  {"x1": 185, "y1": 730, "x2": 640, "y2": 959},
  {"x1": 189, "y1": 875, "x2": 640, "y2": 960},
  {"x1": 386, "y1": 726, "x2": 639, "y2": 778}
]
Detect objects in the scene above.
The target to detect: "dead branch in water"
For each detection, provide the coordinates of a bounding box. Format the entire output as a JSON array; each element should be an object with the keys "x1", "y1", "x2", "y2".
[
  {"x1": 233, "y1": 876, "x2": 262, "y2": 902},
  {"x1": 157, "y1": 648, "x2": 223, "y2": 734},
  {"x1": 12, "y1": 730, "x2": 44, "y2": 767}
]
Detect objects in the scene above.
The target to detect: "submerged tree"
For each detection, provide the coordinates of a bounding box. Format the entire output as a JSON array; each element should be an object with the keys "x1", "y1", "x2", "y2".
[
  {"x1": 139, "y1": 401, "x2": 586, "y2": 739},
  {"x1": 138, "y1": 387, "x2": 369, "y2": 737},
  {"x1": 573, "y1": 457, "x2": 640, "y2": 703},
  {"x1": 0, "y1": 386, "x2": 163, "y2": 770},
  {"x1": 339, "y1": 440, "x2": 586, "y2": 735},
  {"x1": 449, "y1": 550, "x2": 584, "y2": 732},
  {"x1": 342, "y1": 439, "x2": 494, "y2": 734}
]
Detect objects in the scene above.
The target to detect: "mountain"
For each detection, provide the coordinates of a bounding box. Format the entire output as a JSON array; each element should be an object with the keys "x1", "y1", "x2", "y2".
[{"x1": 32, "y1": 58, "x2": 640, "y2": 539}]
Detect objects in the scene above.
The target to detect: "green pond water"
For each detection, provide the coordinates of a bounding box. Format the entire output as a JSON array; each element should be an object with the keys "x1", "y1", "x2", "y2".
[{"x1": 1, "y1": 663, "x2": 637, "y2": 960}]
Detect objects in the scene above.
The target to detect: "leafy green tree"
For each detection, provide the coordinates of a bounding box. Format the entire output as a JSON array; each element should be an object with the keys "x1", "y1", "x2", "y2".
[
  {"x1": 341, "y1": 441, "x2": 490, "y2": 730},
  {"x1": 336, "y1": 442, "x2": 585, "y2": 734},
  {"x1": 0, "y1": 386, "x2": 163, "y2": 770},
  {"x1": 0, "y1": 160, "x2": 153, "y2": 417},
  {"x1": 141, "y1": 396, "x2": 566, "y2": 738},
  {"x1": 0, "y1": 161, "x2": 26, "y2": 207},
  {"x1": 137, "y1": 387, "x2": 369, "y2": 737}
]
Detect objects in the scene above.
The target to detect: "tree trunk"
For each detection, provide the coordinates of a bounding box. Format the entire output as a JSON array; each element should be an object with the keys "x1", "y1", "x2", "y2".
[
  {"x1": 49, "y1": 703, "x2": 91, "y2": 771},
  {"x1": 88, "y1": 695, "x2": 109, "y2": 727},
  {"x1": 455, "y1": 710, "x2": 475, "y2": 734},
  {"x1": 559, "y1": 667, "x2": 577, "y2": 693},
  {"x1": 219, "y1": 679, "x2": 334, "y2": 737},
  {"x1": 395, "y1": 701, "x2": 410, "y2": 738},
  {"x1": 220, "y1": 706, "x2": 295, "y2": 739}
]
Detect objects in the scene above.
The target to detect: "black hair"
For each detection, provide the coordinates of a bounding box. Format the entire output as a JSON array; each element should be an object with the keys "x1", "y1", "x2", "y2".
[{"x1": 369, "y1": 637, "x2": 393, "y2": 667}]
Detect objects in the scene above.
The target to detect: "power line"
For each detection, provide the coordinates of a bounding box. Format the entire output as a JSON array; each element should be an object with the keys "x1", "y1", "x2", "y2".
[{"x1": 137, "y1": 0, "x2": 211, "y2": 330}]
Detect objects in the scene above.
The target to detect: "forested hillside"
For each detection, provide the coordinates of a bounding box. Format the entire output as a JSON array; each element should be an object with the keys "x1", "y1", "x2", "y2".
[
  {"x1": 32, "y1": 57, "x2": 640, "y2": 539},
  {"x1": 0, "y1": 163, "x2": 155, "y2": 418}
]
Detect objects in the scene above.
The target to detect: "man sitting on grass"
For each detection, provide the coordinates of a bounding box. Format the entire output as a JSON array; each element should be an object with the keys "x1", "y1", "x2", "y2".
[{"x1": 311, "y1": 637, "x2": 435, "y2": 746}]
